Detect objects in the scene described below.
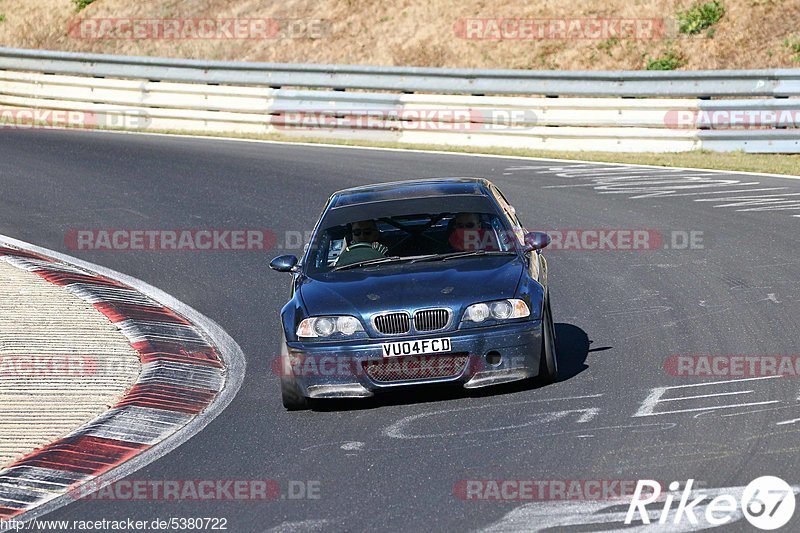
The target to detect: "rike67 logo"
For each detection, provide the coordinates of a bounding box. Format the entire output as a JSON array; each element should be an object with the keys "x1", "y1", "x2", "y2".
[{"x1": 626, "y1": 477, "x2": 796, "y2": 530}]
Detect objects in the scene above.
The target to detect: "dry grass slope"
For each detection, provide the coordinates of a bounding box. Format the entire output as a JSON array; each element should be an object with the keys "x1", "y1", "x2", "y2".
[{"x1": 0, "y1": 0, "x2": 797, "y2": 69}]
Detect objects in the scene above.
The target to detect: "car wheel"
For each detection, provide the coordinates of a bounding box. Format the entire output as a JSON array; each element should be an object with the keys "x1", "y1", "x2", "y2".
[
  {"x1": 281, "y1": 377, "x2": 309, "y2": 411},
  {"x1": 539, "y1": 295, "x2": 559, "y2": 383},
  {"x1": 279, "y1": 338, "x2": 309, "y2": 411}
]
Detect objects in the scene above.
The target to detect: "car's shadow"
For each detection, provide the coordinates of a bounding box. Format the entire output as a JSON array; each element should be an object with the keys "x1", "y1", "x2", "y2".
[{"x1": 309, "y1": 323, "x2": 604, "y2": 412}]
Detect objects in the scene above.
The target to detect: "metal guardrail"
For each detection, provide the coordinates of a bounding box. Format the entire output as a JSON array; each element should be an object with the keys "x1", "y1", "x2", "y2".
[
  {"x1": 0, "y1": 47, "x2": 799, "y2": 153},
  {"x1": 1, "y1": 47, "x2": 800, "y2": 97}
]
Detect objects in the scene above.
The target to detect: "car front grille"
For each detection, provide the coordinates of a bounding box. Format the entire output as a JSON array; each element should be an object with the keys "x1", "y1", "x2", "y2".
[
  {"x1": 413, "y1": 308, "x2": 450, "y2": 332},
  {"x1": 373, "y1": 312, "x2": 411, "y2": 335},
  {"x1": 363, "y1": 354, "x2": 469, "y2": 383}
]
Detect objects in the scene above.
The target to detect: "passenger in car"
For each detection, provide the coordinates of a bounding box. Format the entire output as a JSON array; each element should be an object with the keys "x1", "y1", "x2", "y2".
[{"x1": 448, "y1": 213, "x2": 498, "y2": 252}]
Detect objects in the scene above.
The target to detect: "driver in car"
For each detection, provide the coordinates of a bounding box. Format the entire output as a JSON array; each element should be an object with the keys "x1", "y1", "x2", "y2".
[
  {"x1": 350, "y1": 220, "x2": 388, "y2": 252},
  {"x1": 334, "y1": 219, "x2": 389, "y2": 267}
]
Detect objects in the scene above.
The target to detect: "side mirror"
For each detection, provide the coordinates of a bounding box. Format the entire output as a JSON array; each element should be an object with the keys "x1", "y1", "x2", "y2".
[
  {"x1": 270, "y1": 254, "x2": 298, "y2": 272},
  {"x1": 523, "y1": 232, "x2": 551, "y2": 252}
]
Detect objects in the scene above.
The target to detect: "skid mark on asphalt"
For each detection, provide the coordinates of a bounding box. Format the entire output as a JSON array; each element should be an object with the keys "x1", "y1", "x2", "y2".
[
  {"x1": 265, "y1": 519, "x2": 332, "y2": 532},
  {"x1": 594, "y1": 441, "x2": 738, "y2": 470},
  {"x1": 595, "y1": 426, "x2": 800, "y2": 470},
  {"x1": 610, "y1": 281, "x2": 796, "y2": 337},
  {"x1": 718, "y1": 403, "x2": 800, "y2": 419},
  {"x1": 94, "y1": 207, "x2": 151, "y2": 219},
  {"x1": 503, "y1": 163, "x2": 800, "y2": 217},
  {"x1": 298, "y1": 440, "x2": 366, "y2": 453},
  {"x1": 602, "y1": 306, "x2": 673, "y2": 317},
  {"x1": 618, "y1": 306, "x2": 734, "y2": 342}
]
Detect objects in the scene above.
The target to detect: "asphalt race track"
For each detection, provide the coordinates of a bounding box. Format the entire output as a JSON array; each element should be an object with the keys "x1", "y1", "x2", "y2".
[{"x1": 2, "y1": 128, "x2": 800, "y2": 532}]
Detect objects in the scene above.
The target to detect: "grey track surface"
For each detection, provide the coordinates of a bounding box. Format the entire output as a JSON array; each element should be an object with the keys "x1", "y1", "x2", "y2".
[{"x1": 1, "y1": 129, "x2": 799, "y2": 532}]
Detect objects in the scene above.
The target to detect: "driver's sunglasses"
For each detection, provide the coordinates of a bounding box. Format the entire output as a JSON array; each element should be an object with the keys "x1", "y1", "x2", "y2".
[
  {"x1": 455, "y1": 222, "x2": 477, "y2": 228},
  {"x1": 352, "y1": 228, "x2": 377, "y2": 237}
]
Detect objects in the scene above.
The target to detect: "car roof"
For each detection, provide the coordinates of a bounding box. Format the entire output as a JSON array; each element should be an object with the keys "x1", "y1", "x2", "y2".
[{"x1": 330, "y1": 177, "x2": 492, "y2": 208}]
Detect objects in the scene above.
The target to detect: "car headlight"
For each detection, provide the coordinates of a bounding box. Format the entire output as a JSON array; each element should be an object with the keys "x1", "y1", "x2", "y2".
[
  {"x1": 463, "y1": 299, "x2": 530, "y2": 323},
  {"x1": 296, "y1": 316, "x2": 364, "y2": 338}
]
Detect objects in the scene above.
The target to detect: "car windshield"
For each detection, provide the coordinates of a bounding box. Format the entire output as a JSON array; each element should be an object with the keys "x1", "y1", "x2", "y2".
[{"x1": 305, "y1": 210, "x2": 521, "y2": 273}]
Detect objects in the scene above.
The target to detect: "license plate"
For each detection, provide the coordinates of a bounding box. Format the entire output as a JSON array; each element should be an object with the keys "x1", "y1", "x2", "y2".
[{"x1": 381, "y1": 338, "x2": 451, "y2": 358}]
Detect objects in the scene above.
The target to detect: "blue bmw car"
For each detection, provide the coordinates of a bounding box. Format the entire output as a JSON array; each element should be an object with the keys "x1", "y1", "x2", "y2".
[{"x1": 270, "y1": 178, "x2": 557, "y2": 409}]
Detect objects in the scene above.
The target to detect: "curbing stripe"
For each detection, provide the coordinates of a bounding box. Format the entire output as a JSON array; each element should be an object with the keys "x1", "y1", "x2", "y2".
[
  {"x1": 138, "y1": 361, "x2": 225, "y2": 391},
  {"x1": 0, "y1": 466, "x2": 85, "y2": 492},
  {"x1": 132, "y1": 340, "x2": 224, "y2": 368},
  {"x1": 76, "y1": 407, "x2": 193, "y2": 445},
  {"x1": 10, "y1": 436, "x2": 149, "y2": 476},
  {"x1": 0, "y1": 239, "x2": 245, "y2": 523},
  {"x1": 94, "y1": 303, "x2": 191, "y2": 325},
  {"x1": 63, "y1": 284, "x2": 160, "y2": 307},
  {"x1": 33, "y1": 271, "x2": 128, "y2": 288},
  {"x1": 116, "y1": 320, "x2": 212, "y2": 347}
]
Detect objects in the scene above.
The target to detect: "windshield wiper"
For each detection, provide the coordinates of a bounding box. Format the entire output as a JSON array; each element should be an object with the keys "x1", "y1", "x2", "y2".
[
  {"x1": 331, "y1": 256, "x2": 410, "y2": 272},
  {"x1": 332, "y1": 251, "x2": 516, "y2": 271},
  {"x1": 409, "y1": 250, "x2": 516, "y2": 264}
]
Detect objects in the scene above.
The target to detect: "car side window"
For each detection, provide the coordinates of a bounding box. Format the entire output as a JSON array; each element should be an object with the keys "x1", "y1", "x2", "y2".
[
  {"x1": 312, "y1": 232, "x2": 331, "y2": 269},
  {"x1": 492, "y1": 186, "x2": 525, "y2": 245}
]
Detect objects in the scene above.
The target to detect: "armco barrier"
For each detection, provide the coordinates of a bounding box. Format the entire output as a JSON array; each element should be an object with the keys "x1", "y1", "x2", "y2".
[{"x1": 1, "y1": 47, "x2": 799, "y2": 152}]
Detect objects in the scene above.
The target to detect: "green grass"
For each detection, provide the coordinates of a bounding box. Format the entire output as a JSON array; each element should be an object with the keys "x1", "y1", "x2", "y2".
[
  {"x1": 597, "y1": 37, "x2": 620, "y2": 56},
  {"x1": 646, "y1": 49, "x2": 685, "y2": 70},
  {"x1": 784, "y1": 35, "x2": 800, "y2": 62},
  {"x1": 71, "y1": 0, "x2": 96, "y2": 12},
  {"x1": 677, "y1": 1, "x2": 725, "y2": 35},
  {"x1": 0, "y1": 14, "x2": 6, "y2": 23}
]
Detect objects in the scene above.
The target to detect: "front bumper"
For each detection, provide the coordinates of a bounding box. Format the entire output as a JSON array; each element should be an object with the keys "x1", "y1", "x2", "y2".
[{"x1": 282, "y1": 320, "x2": 543, "y2": 399}]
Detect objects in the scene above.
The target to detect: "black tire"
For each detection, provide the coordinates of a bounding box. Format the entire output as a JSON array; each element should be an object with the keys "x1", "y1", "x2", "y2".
[
  {"x1": 279, "y1": 338, "x2": 309, "y2": 410},
  {"x1": 281, "y1": 377, "x2": 309, "y2": 411},
  {"x1": 539, "y1": 295, "x2": 559, "y2": 384}
]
